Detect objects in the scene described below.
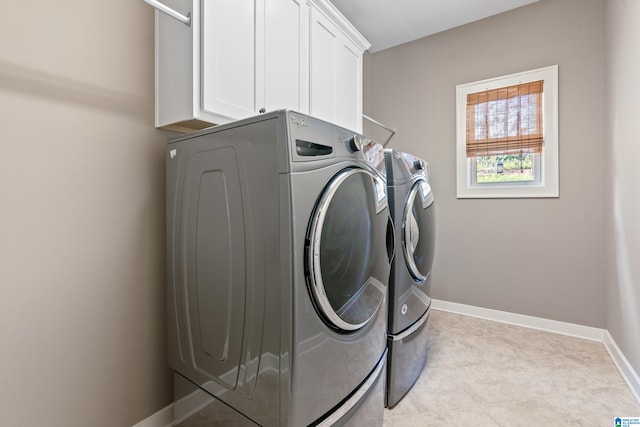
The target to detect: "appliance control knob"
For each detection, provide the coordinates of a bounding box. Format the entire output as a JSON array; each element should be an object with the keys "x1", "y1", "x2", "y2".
[{"x1": 349, "y1": 135, "x2": 370, "y2": 152}]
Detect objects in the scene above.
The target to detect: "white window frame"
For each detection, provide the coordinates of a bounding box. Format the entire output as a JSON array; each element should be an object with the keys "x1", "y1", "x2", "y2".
[{"x1": 456, "y1": 65, "x2": 559, "y2": 198}]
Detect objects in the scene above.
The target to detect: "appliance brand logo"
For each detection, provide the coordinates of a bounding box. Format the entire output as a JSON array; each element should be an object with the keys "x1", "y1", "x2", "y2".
[
  {"x1": 615, "y1": 417, "x2": 640, "y2": 427},
  {"x1": 290, "y1": 116, "x2": 308, "y2": 128}
]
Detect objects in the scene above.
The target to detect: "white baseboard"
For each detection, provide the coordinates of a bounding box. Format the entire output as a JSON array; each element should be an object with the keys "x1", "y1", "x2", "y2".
[
  {"x1": 604, "y1": 331, "x2": 640, "y2": 404},
  {"x1": 431, "y1": 299, "x2": 607, "y2": 341},
  {"x1": 431, "y1": 299, "x2": 640, "y2": 404},
  {"x1": 132, "y1": 404, "x2": 173, "y2": 427}
]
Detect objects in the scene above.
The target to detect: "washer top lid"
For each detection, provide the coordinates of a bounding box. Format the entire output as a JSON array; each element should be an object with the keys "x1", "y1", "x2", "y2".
[{"x1": 384, "y1": 149, "x2": 430, "y2": 184}]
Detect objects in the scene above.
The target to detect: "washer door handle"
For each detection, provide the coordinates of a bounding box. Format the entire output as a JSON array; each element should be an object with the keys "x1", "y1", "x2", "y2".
[
  {"x1": 405, "y1": 209, "x2": 420, "y2": 258},
  {"x1": 403, "y1": 179, "x2": 429, "y2": 282},
  {"x1": 386, "y1": 216, "x2": 395, "y2": 264}
]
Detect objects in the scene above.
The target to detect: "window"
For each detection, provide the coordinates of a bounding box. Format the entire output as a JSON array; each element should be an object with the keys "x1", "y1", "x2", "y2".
[{"x1": 456, "y1": 66, "x2": 558, "y2": 198}]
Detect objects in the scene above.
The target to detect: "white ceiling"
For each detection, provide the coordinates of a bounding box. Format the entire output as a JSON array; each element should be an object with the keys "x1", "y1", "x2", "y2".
[{"x1": 330, "y1": 0, "x2": 539, "y2": 52}]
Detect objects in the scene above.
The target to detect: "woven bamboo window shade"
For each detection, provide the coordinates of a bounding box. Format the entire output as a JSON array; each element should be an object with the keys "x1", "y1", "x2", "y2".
[{"x1": 466, "y1": 80, "x2": 544, "y2": 157}]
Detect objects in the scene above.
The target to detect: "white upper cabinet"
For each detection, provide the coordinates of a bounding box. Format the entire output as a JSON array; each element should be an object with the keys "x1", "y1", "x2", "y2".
[
  {"x1": 154, "y1": 0, "x2": 369, "y2": 132},
  {"x1": 201, "y1": 1, "x2": 259, "y2": 121},
  {"x1": 309, "y1": 2, "x2": 365, "y2": 132},
  {"x1": 264, "y1": 0, "x2": 309, "y2": 113}
]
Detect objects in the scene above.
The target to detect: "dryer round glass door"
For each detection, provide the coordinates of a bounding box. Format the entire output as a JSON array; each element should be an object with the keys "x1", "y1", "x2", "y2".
[
  {"x1": 403, "y1": 179, "x2": 435, "y2": 282},
  {"x1": 307, "y1": 168, "x2": 391, "y2": 332}
]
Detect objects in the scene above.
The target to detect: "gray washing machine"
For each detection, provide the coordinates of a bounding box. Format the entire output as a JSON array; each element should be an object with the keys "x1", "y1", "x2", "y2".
[
  {"x1": 166, "y1": 111, "x2": 393, "y2": 426},
  {"x1": 384, "y1": 149, "x2": 435, "y2": 408}
]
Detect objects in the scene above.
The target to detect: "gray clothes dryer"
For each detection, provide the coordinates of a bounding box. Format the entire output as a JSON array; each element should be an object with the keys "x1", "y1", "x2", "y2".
[
  {"x1": 384, "y1": 149, "x2": 436, "y2": 408},
  {"x1": 166, "y1": 111, "x2": 393, "y2": 426}
]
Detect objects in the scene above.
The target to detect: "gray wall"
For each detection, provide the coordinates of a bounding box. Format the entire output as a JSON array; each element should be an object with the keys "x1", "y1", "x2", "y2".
[
  {"x1": 0, "y1": 0, "x2": 172, "y2": 425},
  {"x1": 364, "y1": 0, "x2": 608, "y2": 327},
  {"x1": 606, "y1": 0, "x2": 640, "y2": 379}
]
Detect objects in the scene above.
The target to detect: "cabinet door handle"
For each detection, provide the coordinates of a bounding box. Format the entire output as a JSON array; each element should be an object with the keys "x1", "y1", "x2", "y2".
[{"x1": 141, "y1": 0, "x2": 191, "y2": 26}]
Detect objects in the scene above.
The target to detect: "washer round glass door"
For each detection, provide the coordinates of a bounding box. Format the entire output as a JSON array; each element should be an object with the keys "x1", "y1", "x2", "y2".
[
  {"x1": 403, "y1": 179, "x2": 435, "y2": 281},
  {"x1": 307, "y1": 168, "x2": 390, "y2": 332}
]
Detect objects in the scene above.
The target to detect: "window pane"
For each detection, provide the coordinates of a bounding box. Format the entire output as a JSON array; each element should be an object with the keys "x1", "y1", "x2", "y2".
[
  {"x1": 476, "y1": 154, "x2": 534, "y2": 183},
  {"x1": 507, "y1": 97, "x2": 518, "y2": 137},
  {"x1": 474, "y1": 102, "x2": 487, "y2": 139},
  {"x1": 521, "y1": 94, "x2": 539, "y2": 135},
  {"x1": 488, "y1": 99, "x2": 507, "y2": 138},
  {"x1": 473, "y1": 93, "x2": 541, "y2": 142}
]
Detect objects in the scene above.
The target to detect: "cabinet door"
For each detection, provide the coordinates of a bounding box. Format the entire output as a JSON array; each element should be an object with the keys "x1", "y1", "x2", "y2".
[
  {"x1": 263, "y1": 0, "x2": 309, "y2": 114},
  {"x1": 309, "y1": 6, "x2": 363, "y2": 132},
  {"x1": 335, "y1": 36, "x2": 361, "y2": 132},
  {"x1": 201, "y1": 0, "x2": 259, "y2": 121}
]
